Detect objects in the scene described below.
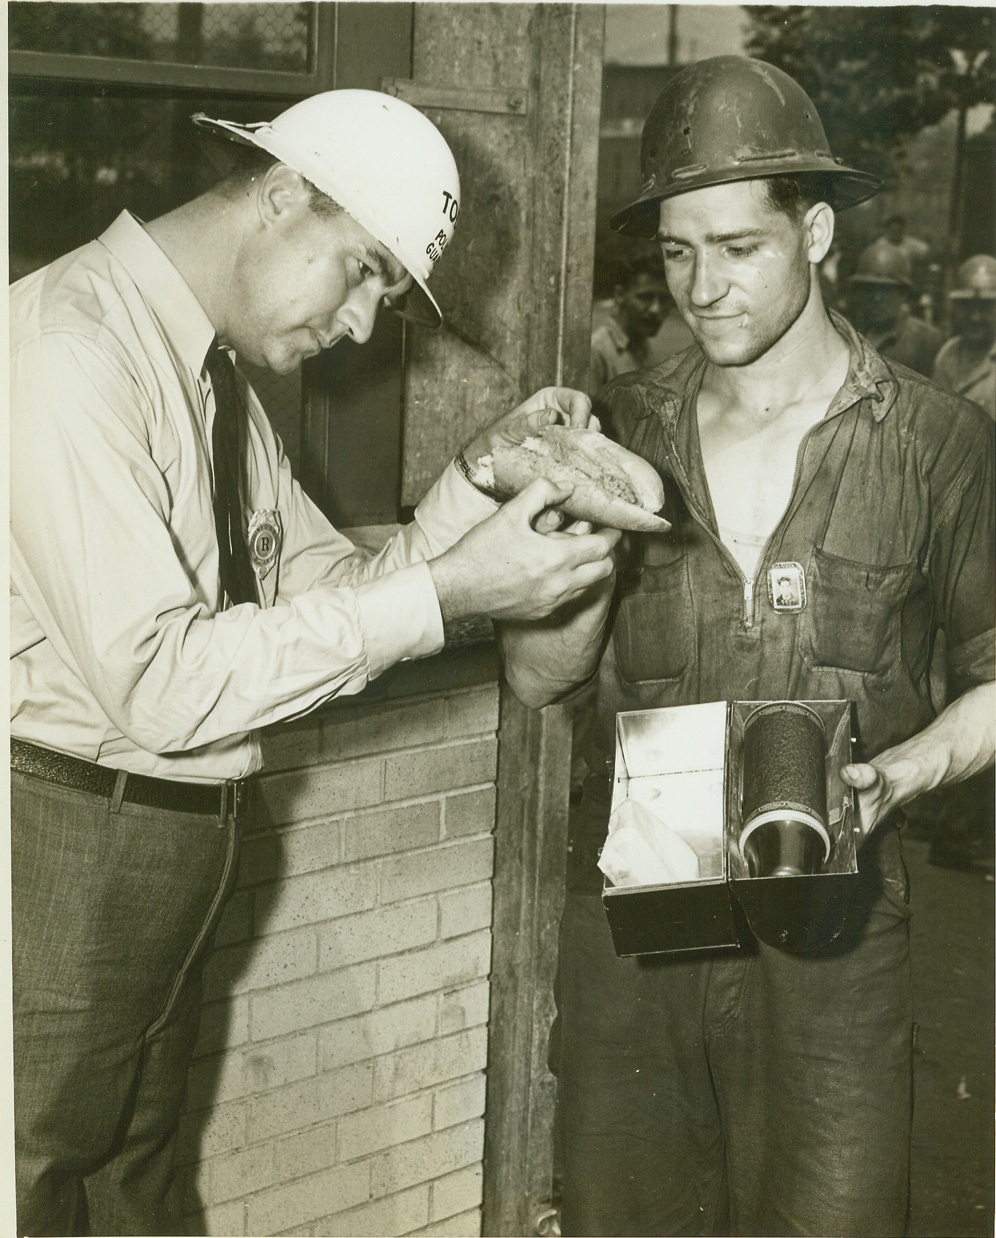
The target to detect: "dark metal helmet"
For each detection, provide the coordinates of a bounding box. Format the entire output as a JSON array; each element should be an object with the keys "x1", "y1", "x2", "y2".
[
  {"x1": 849, "y1": 241, "x2": 914, "y2": 289},
  {"x1": 949, "y1": 254, "x2": 996, "y2": 301},
  {"x1": 611, "y1": 56, "x2": 882, "y2": 238}
]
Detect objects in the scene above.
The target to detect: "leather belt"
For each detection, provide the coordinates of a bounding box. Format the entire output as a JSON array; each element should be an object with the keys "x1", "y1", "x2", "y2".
[{"x1": 10, "y1": 738, "x2": 248, "y2": 820}]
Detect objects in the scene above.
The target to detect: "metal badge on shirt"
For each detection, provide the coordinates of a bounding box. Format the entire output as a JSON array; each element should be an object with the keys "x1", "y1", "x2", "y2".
[
  {"x1": 248, "y1": 509, "x2": 281, "y2": 582},
  {"x1": 767, "y1": 561, "x2": 807, "y2": 613}
]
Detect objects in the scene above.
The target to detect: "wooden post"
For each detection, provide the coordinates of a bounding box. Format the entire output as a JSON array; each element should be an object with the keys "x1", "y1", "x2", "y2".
[
  {"x1": 389, "y1": 3, "x2": 604, "y2": 1229},
  {"x1": 482, "y1": 8, "x2": 605, "y2": 1229},
  {"x1": 484, "y1": 693, "x2": 573, "y2": 1236}
]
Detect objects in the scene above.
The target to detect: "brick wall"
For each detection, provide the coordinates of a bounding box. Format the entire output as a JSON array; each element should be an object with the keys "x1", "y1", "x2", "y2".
[{"x1": 178, "y1": 675, "x2": 501, "y2": 1237}]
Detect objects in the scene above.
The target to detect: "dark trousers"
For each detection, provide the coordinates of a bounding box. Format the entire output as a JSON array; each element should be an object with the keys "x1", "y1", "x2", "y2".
[
  {"x1": 11, "y1": 771, "x2": 242, "y2": 1236},
  {"x1": 553, "y1": 824, "x2": 914, "y2": 1237}
]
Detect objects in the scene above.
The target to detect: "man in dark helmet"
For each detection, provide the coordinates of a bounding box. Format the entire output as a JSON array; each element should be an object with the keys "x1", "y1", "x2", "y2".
[
  {"x1": 846, "y1": 239, "x2": 944, "y2": 376},
  {"x1": 500, "y1": 55, "x2": 994, "y2": 1237}
]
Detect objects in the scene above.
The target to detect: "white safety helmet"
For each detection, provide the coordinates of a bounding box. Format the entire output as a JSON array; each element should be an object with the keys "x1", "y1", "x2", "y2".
[
  {"x1": 193, "y1": 89, "x2": 461, "y2": 328},
  {"x1": 949, "y1": 254, "x2": 996, "y2": 302}
]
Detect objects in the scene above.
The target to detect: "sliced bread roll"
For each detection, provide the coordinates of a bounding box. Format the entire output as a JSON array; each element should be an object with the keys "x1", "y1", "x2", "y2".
[{"x1": 478, "y1": 425, "x2": 669, "y2": 533}]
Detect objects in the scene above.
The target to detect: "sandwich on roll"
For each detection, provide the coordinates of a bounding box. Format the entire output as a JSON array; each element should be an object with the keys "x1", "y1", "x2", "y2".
[{"x1": 474, "y1": 424, "x2": 669, "y2": 533}]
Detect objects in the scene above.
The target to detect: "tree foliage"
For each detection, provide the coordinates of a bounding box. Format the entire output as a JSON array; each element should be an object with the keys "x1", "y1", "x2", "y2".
[{"x1": 744, "y1": 6, "x2": 995, "y2": 176}]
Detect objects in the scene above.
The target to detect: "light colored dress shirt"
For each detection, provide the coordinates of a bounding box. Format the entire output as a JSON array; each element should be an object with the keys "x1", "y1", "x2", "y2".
[{"x1": 10, "y1": 212, "x2": 495, "y2": 782}]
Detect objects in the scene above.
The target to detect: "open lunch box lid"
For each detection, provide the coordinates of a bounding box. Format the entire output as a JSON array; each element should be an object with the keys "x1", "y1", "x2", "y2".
[{"x1": 601, "y1": 700, "x2": 859, "y2": 957}]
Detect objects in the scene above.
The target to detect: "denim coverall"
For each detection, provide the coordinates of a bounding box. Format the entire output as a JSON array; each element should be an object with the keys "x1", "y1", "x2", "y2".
[{"x1": 554, "y1": 315, "x2": 995, "y2": 1237}]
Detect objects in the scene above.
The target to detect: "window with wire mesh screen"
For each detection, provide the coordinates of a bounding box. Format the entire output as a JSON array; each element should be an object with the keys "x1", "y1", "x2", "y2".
[
  {"x1": 8, "y1": 1, "x2": 414, "y2": 517},
  {"x1": 9, "y1": 88, "x2": 306, "y2": 474},
  {"x1": 8, "y1": 3, "x2": 315, "y2": 73}
]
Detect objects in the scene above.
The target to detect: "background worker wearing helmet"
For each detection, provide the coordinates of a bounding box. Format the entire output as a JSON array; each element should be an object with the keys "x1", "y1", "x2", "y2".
[
  {"x1": 847, "y1": 238, "x2": 945, "y2": 376},
  {"x1": 933, "y1": 254, "x2": 996, "y2": 418},
  {"x1": 499, "y1": 54, "x2": 995, "y2": 1237},
  {"x1": 8, "y1": 89, "x2": 619, "y2": 1236}
]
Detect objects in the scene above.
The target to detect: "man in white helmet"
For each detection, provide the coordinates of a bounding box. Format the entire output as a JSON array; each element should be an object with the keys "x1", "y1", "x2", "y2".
[
  {"x1": 499, "y1": 56, "x2": 994, "y2": 1237},
  {"x1": 9, "y1": 89, "x2": 618, "y2": 1235},
  {"x1": 932, "y1": 254, "x2": 996, "y2": 418}
]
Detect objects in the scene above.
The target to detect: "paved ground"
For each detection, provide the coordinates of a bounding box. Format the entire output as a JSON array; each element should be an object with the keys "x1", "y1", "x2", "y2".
[{"x1": 906, "y1": 835, "x2": 994, "y2": 1238}]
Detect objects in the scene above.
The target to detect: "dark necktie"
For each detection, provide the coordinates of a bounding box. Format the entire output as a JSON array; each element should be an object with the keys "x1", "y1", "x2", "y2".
[{"x1": 205, "y1": 340, "x2": 257, "y2": 606}]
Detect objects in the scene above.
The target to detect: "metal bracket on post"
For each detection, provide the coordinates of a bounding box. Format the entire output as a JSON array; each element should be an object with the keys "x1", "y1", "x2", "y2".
[{"x1": 381, "y1": 78, "x2": 529, "y2": 116}]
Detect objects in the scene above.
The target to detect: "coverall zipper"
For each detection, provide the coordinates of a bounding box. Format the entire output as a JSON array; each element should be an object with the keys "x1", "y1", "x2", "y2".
[{"x1": 664, "y1": 416, "x2": 825, "y2": 631}]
